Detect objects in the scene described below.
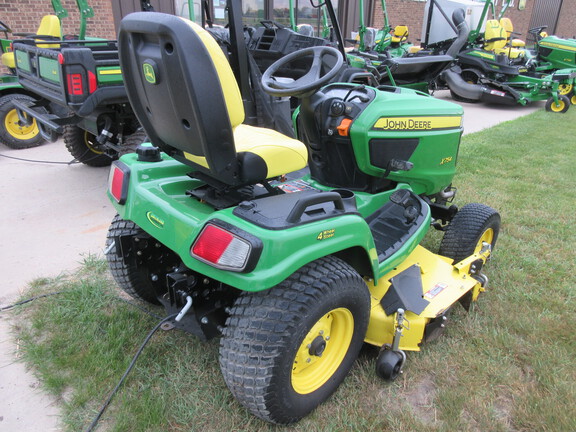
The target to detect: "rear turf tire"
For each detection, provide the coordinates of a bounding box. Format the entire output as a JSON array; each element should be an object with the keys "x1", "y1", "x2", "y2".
[
  {"x1": 63, "y1": 124, "x2": 112, "y2": 166},
  {"x1": 439, "y1": 203, "x2": 501, "y2": 263},
  {"x1": 106, "y1": 214, "x2": 179, "y2": 305},
  {"x1": 0, "y1": 94, "x2": 47, "y2": 149},
  {"x1": 219, "y1": 255, "x2": 370, "y2": 424}
]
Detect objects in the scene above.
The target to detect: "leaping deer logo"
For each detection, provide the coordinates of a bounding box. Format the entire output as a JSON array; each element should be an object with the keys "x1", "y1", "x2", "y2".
[{"x1": 143, "y1": 62, "x2": 157, "y2": 84}]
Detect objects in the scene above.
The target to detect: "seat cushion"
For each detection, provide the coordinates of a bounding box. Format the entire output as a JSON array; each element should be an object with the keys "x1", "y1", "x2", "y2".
[
  {"x1": 233, "y1": 124, "x2": 308, "y2": 181},
  {"x1": 1, "y1": 52, "x2": 15, "y2": 69}
]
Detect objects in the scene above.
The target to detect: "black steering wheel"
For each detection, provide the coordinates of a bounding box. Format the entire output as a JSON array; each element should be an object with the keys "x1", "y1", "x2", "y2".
[
  {"x1": 0, "y1": 19, "x2": 12, "y2": 34},
  {"x1": 528, "y1": 25, "x2": 547, "y2": 36},
  {"x1": 262, "y1": 46, "x2": 344, "y2": 97}
]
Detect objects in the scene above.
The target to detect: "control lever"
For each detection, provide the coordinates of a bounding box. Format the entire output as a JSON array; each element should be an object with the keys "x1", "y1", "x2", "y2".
[{"x1": 383, "y1": 158, "x2": 414, "y2": 178}]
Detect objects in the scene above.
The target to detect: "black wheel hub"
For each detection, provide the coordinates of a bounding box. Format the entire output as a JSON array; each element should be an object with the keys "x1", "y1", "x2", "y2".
[{"x1": 309, "y1": 335, "x2": 327, "y2": 357}]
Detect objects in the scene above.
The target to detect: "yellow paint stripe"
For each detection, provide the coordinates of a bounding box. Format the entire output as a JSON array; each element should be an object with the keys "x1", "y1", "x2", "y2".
[
  {"x1": 373, "y1": 116, "x2": 462, "y2": 131},
  {"x1": 184, "y1": 151, "x2": 209, "y2": 168},
  {"x1": 99, "y1": 69, "x2": 122, "y2": 75},
  {"x1": 540, "y1": 41, "x2": 576, "y2": 52}
]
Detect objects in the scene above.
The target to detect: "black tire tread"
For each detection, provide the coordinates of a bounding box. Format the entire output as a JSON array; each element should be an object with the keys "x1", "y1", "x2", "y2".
[
  {"x1": 105, "y1": 214, "x2": 160, "y2": 304},
  {"x1": 0, "y1": 93, "x2": 47, "y2": 149},
  {"x1": 219, "y1": 255, "x2": 369, "y2": 424},
  {"x1": 439, "y1": 202, "x2": 500, "y2": 263},
  {"x1": 63, "y1": 124, "x2": 112, "y2": 167}
]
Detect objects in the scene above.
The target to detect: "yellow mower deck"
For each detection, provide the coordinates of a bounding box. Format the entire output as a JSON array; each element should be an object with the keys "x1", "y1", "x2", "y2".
[{"x1": 365, "y1": 245, "x2": 490, "y2": 351}]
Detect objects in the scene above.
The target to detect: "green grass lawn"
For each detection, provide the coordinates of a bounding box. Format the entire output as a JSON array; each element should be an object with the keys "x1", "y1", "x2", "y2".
[{"x1": 8, "y1": 108, "x2": 576, "y2": 431}]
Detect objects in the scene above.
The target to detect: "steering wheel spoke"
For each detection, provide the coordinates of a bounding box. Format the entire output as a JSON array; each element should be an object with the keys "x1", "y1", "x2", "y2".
[{"x1": 261, "y1": 46, "x2": 344, "y2": 97}]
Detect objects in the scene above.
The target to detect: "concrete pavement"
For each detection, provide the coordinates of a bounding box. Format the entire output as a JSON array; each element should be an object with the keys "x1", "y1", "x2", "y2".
[{"x1": 0, "y1": 96, "x2": 544, "y2": 431}]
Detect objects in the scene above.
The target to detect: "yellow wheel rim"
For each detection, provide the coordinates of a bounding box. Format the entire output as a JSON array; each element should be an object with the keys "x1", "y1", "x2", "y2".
[
  {"x1": 84, "y1": 130, "x2": 104, "y2": 154},
  {"x1": 550, "y1": 100, "x2": 566, "y2": 113},
  {"x1": 4, "y1": 108, "x2": 39, "y2": 140},
  {"x1": 558, "y1": 84, "x2": 573, "y2": 96},
  {"x1": 291, "y1": 308, "x2": 354, "y2": 395},
  {"x1": 475, "y1": 228, "x2": 494, "y2": 254},
  {"x1": 571, "y1": 94, "x2": 576, "y2": 105}
]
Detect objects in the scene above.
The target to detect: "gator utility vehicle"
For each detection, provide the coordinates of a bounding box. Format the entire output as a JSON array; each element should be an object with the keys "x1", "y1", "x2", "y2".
[
  {"x1": 0, "y1": 0, "x2": 101, "y2": 149},
  {"x1": 0, "y1": 12, "x2": 62, "y2": 149},
  {"x1": 105, "y1": 9, "x2": 500, "y2": 424}
]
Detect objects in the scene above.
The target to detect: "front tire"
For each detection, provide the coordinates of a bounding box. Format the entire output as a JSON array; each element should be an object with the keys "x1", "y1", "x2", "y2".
[
  {"x1": 0, "y1": 94, "x2": 47, "y2": 149},
  {"x1": 439, "y1": 203, "x2": 501, "y2": 263},
  {"x1": 219, "y1": 256, "x2": 370, "y2": 424}
]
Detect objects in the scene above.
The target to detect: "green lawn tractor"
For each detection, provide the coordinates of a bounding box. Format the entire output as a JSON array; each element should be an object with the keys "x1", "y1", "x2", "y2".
[
  {"x1": 105, "y1": 10, "x2": 500, "y2": 424},
  {"x1": 525, "y1": 26, "x2": 576, "y2": 105}
]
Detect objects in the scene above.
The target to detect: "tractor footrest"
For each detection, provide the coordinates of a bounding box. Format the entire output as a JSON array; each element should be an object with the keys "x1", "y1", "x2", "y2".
[{"x1": 367, "y1": 190, "x2": 428, "y2": 263}]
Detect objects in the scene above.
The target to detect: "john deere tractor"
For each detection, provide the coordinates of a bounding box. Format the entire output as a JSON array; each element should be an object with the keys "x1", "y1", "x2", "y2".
[{"x1": 105, "y1": 7, "x2": 500, "y2": 424}]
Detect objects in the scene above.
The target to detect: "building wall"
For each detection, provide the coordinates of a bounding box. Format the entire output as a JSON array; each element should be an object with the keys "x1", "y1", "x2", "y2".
[
  {"x1": 555, "y1": 3, "x2": 576, "y2": 39},
  {"x1": 0, "y1": 0, "x2": 115, "y2": 74},
  {"x1": 0, "y1": 0, "x2": 116, "y2": 39}
]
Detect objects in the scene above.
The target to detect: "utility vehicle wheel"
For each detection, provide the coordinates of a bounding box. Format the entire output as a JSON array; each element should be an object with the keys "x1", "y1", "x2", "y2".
[
  {"x1": 105, "y1": 214, "x2": 179, "y2": 305},
  {"x1": 439, "y1": 203, "x2": 500, "y2": 264},
  {"x1": 119, "y1": 129, "x2": 148, "y2": 156},
  {"x1": 63, "y1": 124, "x2": 112, "y2": 166},
  {"x1": 375, "y1": 349, "x2": 403, "y2": 381},
  {"x1": 0, "y1": 94, "x2": 47, "y2": 149},
  {"x1": 570, "y1": 92, "x2": 576, "y2": 105},
  {"x1": 219, "y1": 256, "x2": 370, "y2": 424},
  {"x1": 545, "y1": 95, "x2": 570, "y2": 113}
]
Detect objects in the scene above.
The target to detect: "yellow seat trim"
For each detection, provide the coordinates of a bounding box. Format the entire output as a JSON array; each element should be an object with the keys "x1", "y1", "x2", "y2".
[
  {"x1": 233, "y1": 124, "x2": 308, "y2": 178},
  {"x1": 484, "y1": 20, "x2": 507, "y2": 51},
  {"x1": 391, "y1": 25, "x2": 408, "y2": 43},
  {"x1": 1, "y1": 52, "x2": 15, "y2": 68},
  {"x1": 181, "y1": 18, "x2": 245, "y2": 129}
]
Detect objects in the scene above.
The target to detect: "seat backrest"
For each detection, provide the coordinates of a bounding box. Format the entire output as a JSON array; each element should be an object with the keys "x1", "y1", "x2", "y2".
[
  {"x1": 37, "y1": 15, "x2": 61, "y2": 38},
  {"x1": 499, "y1": 17, "x2": 513, "y2": 40},
  {"x1": 118, "y1": 12, "x2": 245, "y2": 185},
  {"x1": 484, "y1": 20, "x2": 507, "y2": 51},
  {"x1": 392, "y1": 25, "x2": 408, "y2": 43}
]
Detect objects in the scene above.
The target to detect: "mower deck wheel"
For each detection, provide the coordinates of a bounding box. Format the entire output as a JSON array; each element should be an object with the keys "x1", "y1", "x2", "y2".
[
  {"x1": 545, "y1": 95, "x2": 570, "y2": 113},
  {"x1": 219, "y1": 255, "x2": 370, "y2": 424},
  {"x1": 375, "y1": 349, "x2": 404, "y2": 381}
]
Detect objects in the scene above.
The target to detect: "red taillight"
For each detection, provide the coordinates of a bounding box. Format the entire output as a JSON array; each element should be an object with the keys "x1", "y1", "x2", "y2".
[
  {"x1": 88, "y1": 70, "x2": 97, "y2": 94},
  {"x1": 191, "y1": 224, "x2": 252, "y2": 271},
  {"x1": 58, "y1": 53, "x2": 64, "y2": 64},
  {"x1": 108, "y1": 162, "x2": 130, "y2": 204},
  {"x1": 67, "y1": 73, "x2": 83, "y2": 95}
]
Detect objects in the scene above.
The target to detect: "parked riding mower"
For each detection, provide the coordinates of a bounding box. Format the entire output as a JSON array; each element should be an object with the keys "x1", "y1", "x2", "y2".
[
  {"x1": 434, "y1": 0, "x2": 576, "y2": 112},
  {"x1": 105, "y1": 11, "x2": 500, "y2": 424}
]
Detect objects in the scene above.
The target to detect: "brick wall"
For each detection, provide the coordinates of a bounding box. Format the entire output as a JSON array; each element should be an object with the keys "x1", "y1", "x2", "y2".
[
  {"x1": 0, "y1": 0, "x2": 115, "y2": 39},
  {"x1": 1, "y1": 0, "x2": 115, "y2": 74},
  {"x1": 555, "y1": 4, "x2": 576, "y2": 39}
]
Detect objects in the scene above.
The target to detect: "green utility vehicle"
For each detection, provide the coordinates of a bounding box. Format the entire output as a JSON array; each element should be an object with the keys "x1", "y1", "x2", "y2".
[
  {"x1": 0, "y1": 0, "x2": 99, "y2": 149},
  {"x1": 105, "y1": 7, "x2": 500, "y2": 424}
]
